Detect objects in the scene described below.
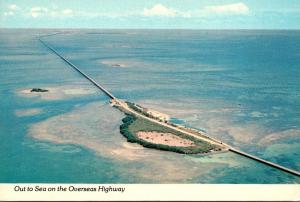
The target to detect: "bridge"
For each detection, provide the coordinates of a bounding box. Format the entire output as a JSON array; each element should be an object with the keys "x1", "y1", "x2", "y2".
[
  {"x1": 229, "y1": 148, "x2": 300, "y2": 176},
  {"x1": 39, "y1": 34, "x2": 116, "y2": 100},
  {"x1": 38, "y1": 33, "x2": 300, "y2": 178}
]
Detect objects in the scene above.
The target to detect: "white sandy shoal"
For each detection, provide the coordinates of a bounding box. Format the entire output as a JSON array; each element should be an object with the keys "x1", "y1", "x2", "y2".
[{"x1": 136, "y1": 131, "x2": 195, "y2": 147}]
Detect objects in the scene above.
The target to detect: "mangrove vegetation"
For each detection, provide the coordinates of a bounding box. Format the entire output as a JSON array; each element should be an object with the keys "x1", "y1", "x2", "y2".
[{"x1": 119, "y1": 113, "x2": 219, "y2": 154}]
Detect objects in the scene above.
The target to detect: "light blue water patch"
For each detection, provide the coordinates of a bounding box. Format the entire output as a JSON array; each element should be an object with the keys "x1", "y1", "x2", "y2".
[
  {"x1": 170, "y1": 117, "x2": 207, "y2": 133},
  {"x1": 169, "y1": 117, "x2": 185, "y2": 125}
]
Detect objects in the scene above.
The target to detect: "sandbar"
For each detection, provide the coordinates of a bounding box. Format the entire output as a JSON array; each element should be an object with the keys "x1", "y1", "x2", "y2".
[
  {"x1": 137, "y1": 131, "x2": 195, "y2": 147},
  {"x1": 15, "y1": 108, "x2": 42, "y2": 117}
]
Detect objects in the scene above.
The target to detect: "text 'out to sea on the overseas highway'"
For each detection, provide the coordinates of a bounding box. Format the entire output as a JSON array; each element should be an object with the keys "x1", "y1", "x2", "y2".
[{"x1": 14, "y1": 185, "x2": 126, "y2": 193}]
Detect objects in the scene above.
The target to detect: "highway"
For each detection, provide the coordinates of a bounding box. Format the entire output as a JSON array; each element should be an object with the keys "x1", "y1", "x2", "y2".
[
  {"x1": 39, "y1": 34, "x2": 300, "y2": 178},
  {"x1": 229, "y1": 148, "x2": 300, "y2": 177},
  {"x1": 39, "y1": 35, "x2": 116, "y2": 100}
]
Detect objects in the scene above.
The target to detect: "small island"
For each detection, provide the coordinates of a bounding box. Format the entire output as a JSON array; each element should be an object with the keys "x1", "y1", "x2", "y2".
[
  {"x1": 30, "y1": 88, "x2": 49, "y2": 92},
  {"x1": 112, "y1": 64, "x2": 122, "y2": 67},
  {"x1": 119, "y1": 113, "x2": 223, "y2": 154},
  {"x1": 109, "y1": 99, "x2": 226, "y2": 154}
]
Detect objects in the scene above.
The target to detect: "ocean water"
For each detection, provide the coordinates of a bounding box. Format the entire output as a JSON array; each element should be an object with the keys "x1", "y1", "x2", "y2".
[{"x1": 0, "y1": 29, "x2": 299, "y2": 183}]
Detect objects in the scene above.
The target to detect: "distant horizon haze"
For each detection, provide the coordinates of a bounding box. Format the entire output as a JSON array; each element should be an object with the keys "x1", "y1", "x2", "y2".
[{"x1": 1, "y1": 0, "x2": 299, "y2": 29}]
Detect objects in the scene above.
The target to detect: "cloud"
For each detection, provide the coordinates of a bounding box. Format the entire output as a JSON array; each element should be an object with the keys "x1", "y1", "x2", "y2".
[
  {"x1": 30, "y1": 7, "x2": 48, "y2": 18},
  {"x1": 143, "y1": 4, "x2": 177, "y2": 17},
  {"x1": 205, "y1": 2, "x2": 250, "y2": 15},
  {"x1": 21, "y1": 2, "x2": 249, "y2": 20},
  {"x1": 28, "y1": 7, "x2": 73, "y2": 18},
  {"x1": 3, "y1": 4, "x2": 19, "y2": 16},
  {"x1": 4, "y1": 11, "x2": 14, "y2": 16},
  {"x1": 142, "y1": 3, "x2": 249, "y2": 18},
  {"x1": 8, "y1": 4, "x2": 18, "y2": 10},
  {"x1": 62, "y1": 9, "x2": 73, "y2": 16}
]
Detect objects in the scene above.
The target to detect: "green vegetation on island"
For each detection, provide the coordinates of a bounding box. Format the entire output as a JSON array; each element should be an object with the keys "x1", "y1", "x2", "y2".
[
  {"x1": 30, "y1": 88, "x2": 49, "y2": 92},
  {"x1": 119, "y1": 113, "x2": 218, "y2": 154}
]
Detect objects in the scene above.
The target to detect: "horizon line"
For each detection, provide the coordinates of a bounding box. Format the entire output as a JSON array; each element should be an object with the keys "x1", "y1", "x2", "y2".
[{"x1": 1, "y1": 27, "x2": 300, "y2": 31}]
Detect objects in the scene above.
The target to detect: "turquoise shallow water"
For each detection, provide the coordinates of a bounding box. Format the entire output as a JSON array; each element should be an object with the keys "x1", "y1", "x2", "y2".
[{"x1": 0, "y1": 29, "x2": 299, "y2": 183}]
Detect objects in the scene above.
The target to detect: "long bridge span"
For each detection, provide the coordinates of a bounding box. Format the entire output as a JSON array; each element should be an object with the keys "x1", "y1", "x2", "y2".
[
  {"x1": 39, "y1": 34, "x2": 116, "y2": 100},
  {"x1": 38, "y1": 33, "x2": 300, "y2": 178},
  {"x1": 229, "y1": 148, "x2": 300, "y2": 177}
]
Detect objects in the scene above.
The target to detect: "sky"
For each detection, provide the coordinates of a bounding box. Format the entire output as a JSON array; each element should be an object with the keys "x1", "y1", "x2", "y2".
[{"x1": 0, "y1": 0, "x2": 300, "y2": 29}]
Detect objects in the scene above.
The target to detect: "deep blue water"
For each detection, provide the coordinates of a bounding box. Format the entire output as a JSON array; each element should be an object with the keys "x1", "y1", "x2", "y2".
[{"x1": 0, "y1": 29, "x2": 299, "y2": 183}]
